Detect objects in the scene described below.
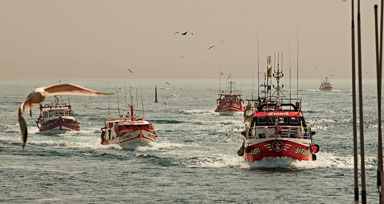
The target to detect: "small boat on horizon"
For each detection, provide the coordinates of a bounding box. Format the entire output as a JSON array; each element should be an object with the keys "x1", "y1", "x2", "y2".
[
  {"x1": 35, "y1": 96, "x2": 80, "y2": 132},
  {"x1": 215, "y1": 74, "x2": 244, "y2": 115},
  {"x1": 319, "y1": 77, "x2": 334, "y2": 91}
]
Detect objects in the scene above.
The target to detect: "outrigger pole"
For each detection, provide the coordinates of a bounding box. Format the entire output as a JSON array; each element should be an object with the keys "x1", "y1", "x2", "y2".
[
  {"x1": 374, "y1": 2, "x2": 384, "y2": 203},
  {"x1": 219, "y1": 64, "x2": 222, "y2": 94},
  {"x1": 296, "y1": 28, "x2": 299, "y2": 101},
  {"x1": 357, "y1": 0, "x2": 367, "y2": 202},
  {"x1": 289, "y1": 43, "x2": 292, "y2": 104},
  {"x1": 351, "y1": 0, "x2": 359, "y2": 203},
  {"x1": 124, "y1": 82, "x2": 128, "y2": 108},
  {"x1": 257, "y1": 31, "x2": 260, "y2": 99},
  {"x1": 113, "y1": 73, "x2": 121, "y2": 116}
]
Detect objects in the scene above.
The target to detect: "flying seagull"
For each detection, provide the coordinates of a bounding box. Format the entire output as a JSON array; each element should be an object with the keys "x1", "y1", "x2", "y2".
[
  {"x1": 18, "y1": 83, "x2": 112, "y2": 148},
  {"x1": 165, "y1": 81, "x2": 171, "y2": 85},
  {"x1": 174, "y1": 31, "x2": 180, "y2": 35},
  {"x1": 128, "y1": 69, "x2": 133, "y2": 73},
  {"x1": 209, "y1": 45, "x2": 215, "y2": 50},
  {"x1": 181, "y1": 31, "x2": 188, "y2": 35}
]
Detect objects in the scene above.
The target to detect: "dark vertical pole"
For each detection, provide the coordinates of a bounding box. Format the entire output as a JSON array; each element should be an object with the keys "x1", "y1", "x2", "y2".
[
  {"x1": 357, "y1": 0, "x2": 366, "y2": 202},
  {"x1": 380, "y1": 1, "x2": 384, "y2": 201},
  {"x1": 375, "y1": 3, "x2": 384, "y2": 203},
  {"x1": 154, "y1": 86, "x2": 158, "y2": 103},
  {"x1": 289, "y1": 43, "x2": 292, "y2": 104},
  {"x1": 257, "y1": 31, "x2": 260, "y2": 99},
  {"x1": 296, "y1": 28, "x2": 299, "y2": 101},
  {"x1": 351, "y1": 1, "x2": 359, "y2": 203}
]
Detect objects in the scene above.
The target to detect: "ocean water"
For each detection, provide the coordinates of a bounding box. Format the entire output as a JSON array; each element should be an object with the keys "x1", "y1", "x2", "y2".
[{"x1": 0, "y1": 78, "x2": 381, "y2": 203}]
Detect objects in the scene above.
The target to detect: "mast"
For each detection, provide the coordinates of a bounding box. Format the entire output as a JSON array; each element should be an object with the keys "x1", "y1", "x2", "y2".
[
  {"x1": 130, "y1": 86, "x2": 134, "y2": 119},
  {"x1": 107, "y1": 95, "x2": 110, "y2": 117},
  {"x1": 273, "y1": 53, "x2": 284, "y2": 107},
  {"x1": 289, "y1": 43, "x2": 292, "y2": 104},
  {"x1": 296, "y1": 28, "x2": 299, "y2": 101},
  {"x1": 257, "y1": 31, "x2": 260, "y2": 99},
  {"x1": 130, "y1": 86, "x2": 133, "y2": 108},
  {"x1": 228, "y1": 74, "x2": 233, "y2": 94},
  {"x1": 124, "y1": 82, "x2": 128, "y2": 108},
  {"x1": 136, "y1": 88, "x2": 139, "y2": 106},
  {"x1": 266, "y1": 57, "x2": 270, "y2": 101},
  {"x1": 114, "y1": 82, "x2": 121, "y2": 116},
  {"x1": 219, "y1": 64, "x2": 222, "y2": 94}
]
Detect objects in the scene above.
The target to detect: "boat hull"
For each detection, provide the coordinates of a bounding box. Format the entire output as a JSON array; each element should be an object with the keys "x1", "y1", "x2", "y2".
[
  {"x1": 319, "y1": 86, "x2": 334, "y2": 91},
  {"x1": 215, "y1": 102, "x2": 244, "y2": 114},
  {"x1": 101, "y1": 129, "x2": 156, "y2": 147},
  {"x1": 243, "y1": 139, "x2": 313, "y2": 162},
  {"x1": 37, "y1": 117, "x2": 80, "y2": 132}
]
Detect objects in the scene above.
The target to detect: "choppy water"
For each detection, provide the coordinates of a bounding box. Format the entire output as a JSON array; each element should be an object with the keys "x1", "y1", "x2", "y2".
[{"x1": 0, "y1": 79, "x2": 381, "y2": 203}]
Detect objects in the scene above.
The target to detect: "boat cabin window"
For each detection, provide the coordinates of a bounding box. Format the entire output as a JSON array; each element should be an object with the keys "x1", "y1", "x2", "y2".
[
  {"x1": 290, "y1": 117, "x2": 300, "y2": 125},
  {"x1": 253, "y1": 117, "x2": 302, "y2": 126},
  {"x1": 267, "y1": 117, "x2": 275, "y2": 125},
  {"x1": 256, "y1": 117, "x2": 267, "y2": 125},
  {"x1": 49, "y1": 112, "x2": 53, "y2": 117},
  {"x1": 54, "y1": 112, "x2": 59, "y2": 116},
  {"x1": 59, "y1": 112, "x2": 64, "y2": 116}
]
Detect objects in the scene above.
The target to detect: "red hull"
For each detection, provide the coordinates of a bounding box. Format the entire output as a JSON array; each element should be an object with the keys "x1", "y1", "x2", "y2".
[
  {"x1": 38, "y1": 117, "x2": 80, "y2": 132},
  {"x1": 215, "y1": 101, "x2": 244, "y2": 113},
  {"x1": 243, "y1": 139, "x2": 312, "y2": 162},
  {"x1": 319, "y1": 86, "x2": 334, "y2": 91}
]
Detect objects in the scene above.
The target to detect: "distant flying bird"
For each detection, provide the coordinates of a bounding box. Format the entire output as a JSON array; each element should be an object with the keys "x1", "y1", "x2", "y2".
[
  {"x1": 18, "y1": 83, "x2": 112, "y2": 148},
  {"x1": 165, "y1": 81, "x2": 171, "y2": 85},
  {"x1": 175, "y1": 31, "x2": 193, "y2": 36},
  {"x1": 128, "y1": 69, "x2": 133, "y2": 73},
  {"x1": 180, "y1": 31, "x2": 193, "y2": 36},
  {"x1": 209, "y1": 45, "x2": 215, "y2": 50},
  {"x1": 220, "y1": 72, "x2": 224, "y2": 75}
]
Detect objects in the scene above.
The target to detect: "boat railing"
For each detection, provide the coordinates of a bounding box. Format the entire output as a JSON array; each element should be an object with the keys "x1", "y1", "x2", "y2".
[{"x1": 246, "y1": 126, "x2": 312, "y2": 139}]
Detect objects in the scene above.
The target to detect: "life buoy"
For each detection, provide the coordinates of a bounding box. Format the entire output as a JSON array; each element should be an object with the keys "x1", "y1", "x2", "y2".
[{"x1": 312, "y1": 144, "x2": 320, "y2": 153}]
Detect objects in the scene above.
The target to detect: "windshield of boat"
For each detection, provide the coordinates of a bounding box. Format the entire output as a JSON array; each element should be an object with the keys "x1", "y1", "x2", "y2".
[{"x1": 252, "y1": 116, "x2": 304, "y2": 127}]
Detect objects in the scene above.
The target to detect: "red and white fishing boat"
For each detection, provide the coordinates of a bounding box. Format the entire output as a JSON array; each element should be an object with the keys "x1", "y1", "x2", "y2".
[
  {"x1": 35, "y1": 96, "x2": 80, "y2": 132},
  {"x1": 238, "y1": 56, "x2": 319, "y2": 162},
  {"x1": 319, "y1": 77, "x2": 334, "y2": 91},
  {"x1": 215, "y1": 74, "x2": 244, "y2": 115},
  {"x1": 100, "y1": 105, "x2": 158, "y2": 148}
]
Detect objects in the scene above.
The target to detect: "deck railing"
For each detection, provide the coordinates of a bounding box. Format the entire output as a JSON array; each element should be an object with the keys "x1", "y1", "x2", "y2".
[{"x1": 246, "y1": 126, "x2": 312, "y2": 139}]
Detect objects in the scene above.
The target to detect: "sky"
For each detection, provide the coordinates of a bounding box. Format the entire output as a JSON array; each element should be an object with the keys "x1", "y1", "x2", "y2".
[{"x1": 0, "y1": 0, "x2": 380, "y2": 80}]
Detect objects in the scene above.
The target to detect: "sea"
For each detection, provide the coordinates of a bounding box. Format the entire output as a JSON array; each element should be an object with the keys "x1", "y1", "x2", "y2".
[{"x1": 0, "y1": 78, "x2": 381, "y2": 203}]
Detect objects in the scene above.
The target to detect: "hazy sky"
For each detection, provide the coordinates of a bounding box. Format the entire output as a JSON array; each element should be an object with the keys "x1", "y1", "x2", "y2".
[{"x1": 0, "y1": 0, "x2": 380, "y2": 80}]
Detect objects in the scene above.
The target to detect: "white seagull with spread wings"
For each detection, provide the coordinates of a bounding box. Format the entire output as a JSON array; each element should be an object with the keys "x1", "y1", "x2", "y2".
[{"x1": 18, "y1": 83, "x2": 112, "y2": 148}]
